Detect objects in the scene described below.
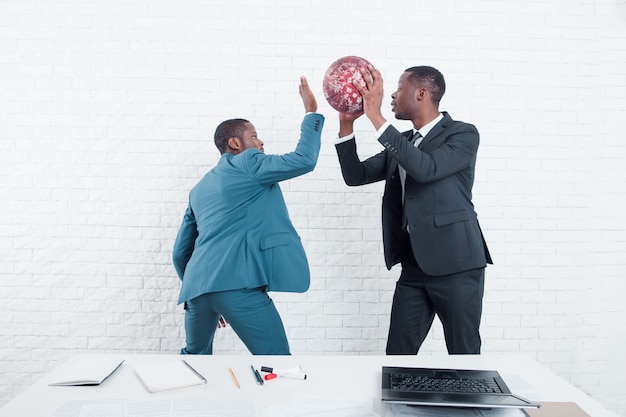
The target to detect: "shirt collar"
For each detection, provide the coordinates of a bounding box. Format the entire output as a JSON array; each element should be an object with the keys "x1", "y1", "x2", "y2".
[{"x1": 414, "y1": 112, "x2": 444, "y2": 138}]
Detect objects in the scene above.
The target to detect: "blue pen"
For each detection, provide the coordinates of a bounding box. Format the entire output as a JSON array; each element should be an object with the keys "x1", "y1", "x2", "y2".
[{"x1": 250, "y1": 365, "x2": 264, "y2": 385}]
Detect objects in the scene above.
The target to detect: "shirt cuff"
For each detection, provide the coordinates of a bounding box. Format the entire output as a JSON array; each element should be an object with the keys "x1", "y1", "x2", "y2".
[
  {"x1": 334, "y1": 132, "x2": 355, "y2": 145},
  {"x1": 334, "y1": 121, "x2": 392, "y2": 144},
  {"x1": 375, "y1": 121, "x2": 392, "y2": 138}
]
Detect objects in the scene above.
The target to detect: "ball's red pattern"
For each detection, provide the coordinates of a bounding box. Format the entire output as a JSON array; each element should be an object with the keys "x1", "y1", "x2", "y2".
[{"x1": 322, "y1": 56, "x2": 373, "y2": 114}]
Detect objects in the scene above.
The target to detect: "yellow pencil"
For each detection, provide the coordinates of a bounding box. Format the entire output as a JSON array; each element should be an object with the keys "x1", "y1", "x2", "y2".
[{"x1": 228, "y1": 367, "x2": 240, "y2": 388}]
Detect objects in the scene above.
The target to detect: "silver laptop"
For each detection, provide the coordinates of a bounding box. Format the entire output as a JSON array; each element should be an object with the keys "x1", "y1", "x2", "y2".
[{"x1": 381, "y1": 366, "x2": 541, "y2": 409}]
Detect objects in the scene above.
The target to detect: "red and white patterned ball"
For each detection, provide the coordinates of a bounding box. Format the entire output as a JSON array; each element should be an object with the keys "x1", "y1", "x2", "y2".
[{"x1": 322, "y1": 56, "x2": 374, "y2": 114}]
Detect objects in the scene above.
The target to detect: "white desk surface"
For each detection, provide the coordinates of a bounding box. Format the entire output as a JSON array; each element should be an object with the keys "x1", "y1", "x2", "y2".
[{"x1": 0, "y1": 353, "x2": 617, "y2": 417}]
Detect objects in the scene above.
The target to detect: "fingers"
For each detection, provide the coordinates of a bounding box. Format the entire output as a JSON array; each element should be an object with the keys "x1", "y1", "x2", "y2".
[
  {"x1": 350, "y1": 65, "x2": 386, "y2": 127},
  {"x1": 354, "y1": 65, "x2": 379, "y2": 94},
  {"x1": 298, "y1": 75, "x2": 308, "y2": 95},
  {"x1": 299, "y1": 75, "x2": 318, "y2": 113},
  {"x1": 352, "y1": 71, "x2": 366, "y2": 94},
  {"x1": 368, "y1": 65, "x2": 380, "y2": 81}
]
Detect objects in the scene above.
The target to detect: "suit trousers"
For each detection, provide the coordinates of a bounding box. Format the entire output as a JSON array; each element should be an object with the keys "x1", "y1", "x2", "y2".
[
  {"x1": 386, "y1": 234, "x2": 485, "y2": 355},
  {"x1": 180, "y1": 287, "x2": 290, "y2": 355}
]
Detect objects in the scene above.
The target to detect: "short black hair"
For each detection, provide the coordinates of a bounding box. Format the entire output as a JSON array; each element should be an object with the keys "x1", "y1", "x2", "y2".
[
  {"x1": 404, "y1": 66, "x2": 446, "y2": 105},
  {"x1": 214, "y1": 118, "x2": 250, "y2": 154}
]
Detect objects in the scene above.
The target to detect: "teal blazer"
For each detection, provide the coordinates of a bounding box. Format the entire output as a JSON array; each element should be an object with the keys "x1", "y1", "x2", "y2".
[{"x1": 173, "y1": 113, "x2": 324, "y2": 304}]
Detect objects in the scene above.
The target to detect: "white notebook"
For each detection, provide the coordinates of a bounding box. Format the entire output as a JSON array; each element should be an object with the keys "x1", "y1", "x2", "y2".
[
  {"x1": 48, "y1": 357, "x2": 124, "y2": 386},
  {"x1": 133, "y1": 360, "x2": 207, "y2": 393}
]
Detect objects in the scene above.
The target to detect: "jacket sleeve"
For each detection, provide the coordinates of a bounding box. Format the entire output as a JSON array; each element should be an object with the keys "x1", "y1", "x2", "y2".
[
  {"x1": 241, "y1": 113, "x2": 324, "y2": 185},
  {"x1": 172, "y1": 204, "x2": 198, "y2": 280},
  {"x1": 378, "y1": 122, "x2": 479, "y2": 184},
  {"x1": 334, "y1": 137, "x2": 388, "y2": 186}
]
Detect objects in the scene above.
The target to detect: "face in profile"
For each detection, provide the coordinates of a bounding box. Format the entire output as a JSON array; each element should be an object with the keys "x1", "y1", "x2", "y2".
[
  {"x1": 391, "y1": 72, "x2": 418, "y2": 121},
  {"x1": 237, "y1": 122, "x2": 265, "y2": 153}
]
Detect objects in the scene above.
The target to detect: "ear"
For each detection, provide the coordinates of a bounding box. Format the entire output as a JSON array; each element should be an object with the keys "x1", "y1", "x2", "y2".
[{"x1": 227, "y1": 137, "x2": 241, "y2": 151}]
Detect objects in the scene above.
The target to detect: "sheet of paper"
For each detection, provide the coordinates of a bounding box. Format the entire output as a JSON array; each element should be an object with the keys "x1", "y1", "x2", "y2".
[
  {"x1": 260, "y1": 396, "x2": 379, "y2": 417},
  {"x1": 384, "y1": 403, "x2": 527, "y2": 417},
  {"x1": 49, "y1": 398, "x2": 258, "y2": 417},
  {"x1": 133, "y1": 360, "x2": 206, "y2": 393}
]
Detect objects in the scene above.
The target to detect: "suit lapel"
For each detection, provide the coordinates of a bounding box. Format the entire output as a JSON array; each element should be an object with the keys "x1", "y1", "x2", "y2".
[{"x1": 418, "y1": 112, "x2": 451, "y2": 151}]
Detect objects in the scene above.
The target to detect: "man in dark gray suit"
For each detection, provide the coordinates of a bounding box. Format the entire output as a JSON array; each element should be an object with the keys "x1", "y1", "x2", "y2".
[{"x1": 334, "y1": 65, "x2": 492, "y2": 354}]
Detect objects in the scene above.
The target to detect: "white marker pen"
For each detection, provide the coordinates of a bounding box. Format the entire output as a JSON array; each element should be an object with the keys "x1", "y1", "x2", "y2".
[{"x1": 260, "y1": 366, "x2": 307, "y2": 380}]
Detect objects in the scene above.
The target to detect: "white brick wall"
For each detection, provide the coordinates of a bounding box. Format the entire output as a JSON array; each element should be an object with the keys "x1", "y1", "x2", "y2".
[{"x1": 1, "y1": 0, "x2": 625, "y2": 415}]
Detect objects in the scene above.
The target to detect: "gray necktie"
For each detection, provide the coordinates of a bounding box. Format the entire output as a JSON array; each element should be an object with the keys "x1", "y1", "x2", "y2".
[
  {"x1": 400, "y1": 131, "x2": 422, "y2": 187},
  {"x1": 410, "y1": 130, "x2": 422, "y2": 147}
]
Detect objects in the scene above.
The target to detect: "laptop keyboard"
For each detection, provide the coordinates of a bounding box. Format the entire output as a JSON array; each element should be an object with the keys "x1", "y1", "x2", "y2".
[{"x1": 389, "y1": 373, "x2": 502, "y2": 394}]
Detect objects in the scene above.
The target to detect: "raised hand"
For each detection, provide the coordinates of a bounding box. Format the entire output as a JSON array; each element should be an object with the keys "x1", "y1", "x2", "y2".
[
  {"x1": 299, "y1": 76, "x2": 318, "y2": 113},
  {"x1": 352, "y1": 65, "x2": 387, "y2": 130}
]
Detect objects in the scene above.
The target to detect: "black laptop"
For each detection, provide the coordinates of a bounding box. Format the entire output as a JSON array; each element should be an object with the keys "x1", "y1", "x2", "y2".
[{"x1": 381, "y1": 366, "x2": 541, "y2": 409}]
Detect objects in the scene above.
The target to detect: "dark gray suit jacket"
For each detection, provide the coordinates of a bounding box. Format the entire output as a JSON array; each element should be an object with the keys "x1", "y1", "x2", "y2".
[{"x1": 335, "y1": 112, "x2": 492, "y2": 276}]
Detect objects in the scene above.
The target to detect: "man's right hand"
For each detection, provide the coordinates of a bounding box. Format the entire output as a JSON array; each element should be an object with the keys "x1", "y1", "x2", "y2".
[{"x1": 353, "y1": 65, "x2": 387, "y2": 130}]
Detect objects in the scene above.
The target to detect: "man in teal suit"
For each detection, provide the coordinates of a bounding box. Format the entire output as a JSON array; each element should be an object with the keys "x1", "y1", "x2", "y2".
[{"x1": 173, "y1": 77, "x2": 324, "y2": 355}]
